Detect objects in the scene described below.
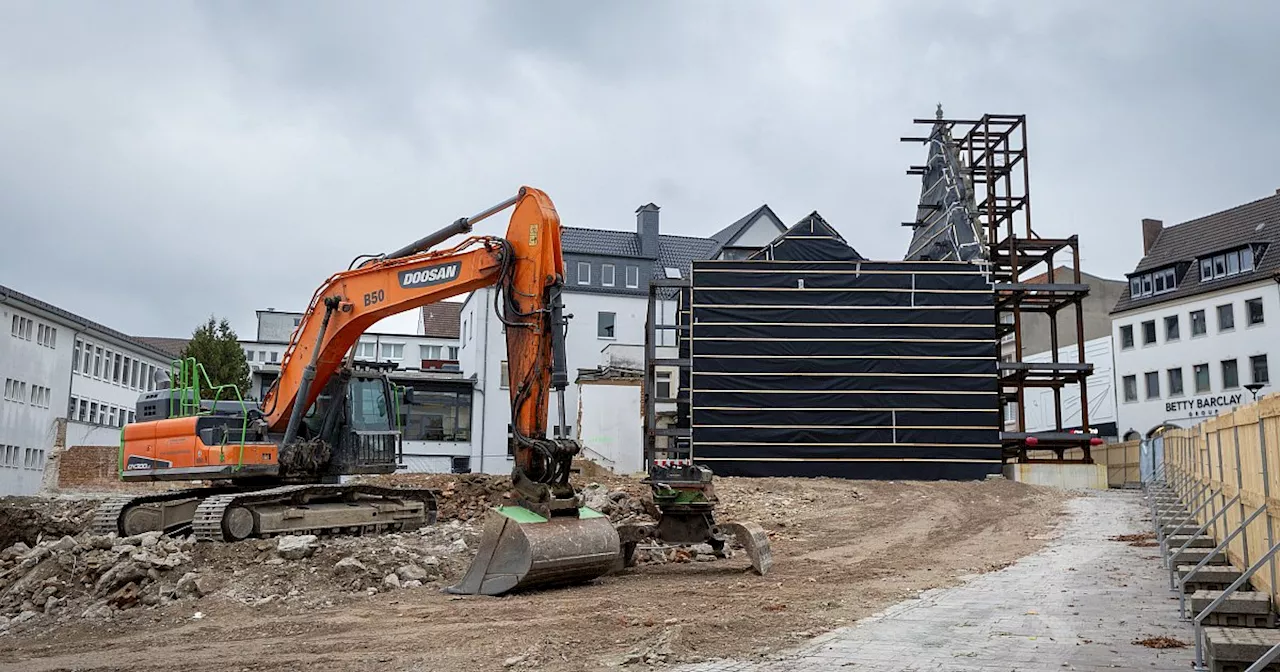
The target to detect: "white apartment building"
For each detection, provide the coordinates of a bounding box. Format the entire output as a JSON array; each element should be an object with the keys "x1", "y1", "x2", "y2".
[
  {"x1": 1112, "y1": 191, "x2": 1280, "y2": 438},
  {"x1": 1, "y1": 284, "x2": 175, "y2": 495},
  {"x1": 459, "y1": 203, "x2": 789, "y2": 474}
]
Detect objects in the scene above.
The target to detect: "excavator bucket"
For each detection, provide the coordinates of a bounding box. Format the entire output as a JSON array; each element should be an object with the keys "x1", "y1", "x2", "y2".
[{"x1": 446, "y1": 506, "x2": 620, "y2": 596}]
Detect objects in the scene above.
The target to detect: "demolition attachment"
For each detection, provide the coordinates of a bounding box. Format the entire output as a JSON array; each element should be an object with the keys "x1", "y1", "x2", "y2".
[{"x1": 617, "y1": 464, "x2": 773, "y2": 576}]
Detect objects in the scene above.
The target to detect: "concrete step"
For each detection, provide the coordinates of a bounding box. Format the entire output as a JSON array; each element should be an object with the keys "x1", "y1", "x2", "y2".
[
  {"x1": 1168, "y1": 534, "x2": 1218, "y2": 549},
  {"x1": 1171, "y1": 548, "x2": 1229, "y2": 566},
  {"x1": 1204, "y1": 626, "x2": 1280, "y2": 672},
  {"x1": 1191, "y1": 590, "x2": 1276, "y2": 628},
  {"x1": 1163, "y1": 524, "x2": 1203, "y2": 536},
  {"x1": 1178, "y1": 565, "x2": 1253, "y2": 594}
]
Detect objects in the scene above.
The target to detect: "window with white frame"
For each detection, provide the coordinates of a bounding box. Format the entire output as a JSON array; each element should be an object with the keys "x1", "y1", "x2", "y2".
[
  {"x1": 601, "y1": 264, "x2": 615, "y2": 287},
  {"x1": 381, "y1": 343, "x2": 404, "y2": 360},
  {"x1": 357, "y1": 342, "x2": 377, "y2": 359},
  {"x1": 421, "y1": 344, "x2": 443, "y2": 360},
  {"x1": 1200, "y1": 246, "x2": 1255, "y2": 282},
  {"x1": 577, "y1": 262, "x2": 591, "y2": 285},
  {"x1": 500, "y1": 361, "x2": 510, "y2": 389},
  {"x1": 625, "y1": 265, "x2": 639, "y2": 288},
  {"x1": 447, "y1": 346, "x2": 459, "y2": 360},
  {"x1": 1128, "y1": 267, "x2": 1179, "y2": 298}
]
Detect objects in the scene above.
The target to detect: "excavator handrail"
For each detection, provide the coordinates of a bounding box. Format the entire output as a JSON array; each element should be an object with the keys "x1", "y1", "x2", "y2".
[{"x1": 166, "y1": 357, "x2": 252, "y2": 470}]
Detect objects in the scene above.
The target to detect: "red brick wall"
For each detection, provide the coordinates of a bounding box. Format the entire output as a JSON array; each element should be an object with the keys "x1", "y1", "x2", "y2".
[{"x1": 57, "y1": 445, "x2": 122, "y2": 489}]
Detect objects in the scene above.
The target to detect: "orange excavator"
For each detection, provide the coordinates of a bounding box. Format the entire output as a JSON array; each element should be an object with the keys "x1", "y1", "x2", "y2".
[{"x1": 92, "y1": 187, "x2": 620, "y2": 595}]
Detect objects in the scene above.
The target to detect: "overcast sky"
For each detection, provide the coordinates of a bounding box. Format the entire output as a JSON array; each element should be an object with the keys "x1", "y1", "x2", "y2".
[{"x1": 2, "y1": 1, "x2": 1279, "y2": 339}]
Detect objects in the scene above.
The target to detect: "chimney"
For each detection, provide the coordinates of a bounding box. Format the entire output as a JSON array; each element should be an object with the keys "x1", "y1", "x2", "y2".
[
  {"x1": 1141, "y1": 218, "x2": 1163, "y2": 254},
  {"x1": 636, "y1": 203, "x2": 660, "y2": 259}
]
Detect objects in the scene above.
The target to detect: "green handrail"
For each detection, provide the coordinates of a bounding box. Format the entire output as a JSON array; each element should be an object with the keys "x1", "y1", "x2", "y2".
[{"x1": 166, "y1": 357, "x2": 252, "y2": 470}]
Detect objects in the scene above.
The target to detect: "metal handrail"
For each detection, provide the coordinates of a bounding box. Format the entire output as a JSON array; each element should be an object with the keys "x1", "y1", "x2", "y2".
[
  {"x1": 1180, "y1": 502, "x2": 1266, "y2": 618},
  {"x1": 1193, "y1": 534, "x2": 1280, "y2": 670},
  {"x1": 1245, "y1": 643, "x2": 1280, "y2": 672},
  {"x1": 1167, "y1": 490, "x2": 1228, "y2": 589},
  {"x1": 1162, "y1": 483, "x2": 1213, "y2": 564}
]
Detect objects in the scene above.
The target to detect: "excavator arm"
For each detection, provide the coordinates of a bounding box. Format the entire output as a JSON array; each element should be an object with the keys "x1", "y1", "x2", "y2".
[{"x1": 258, "y1": 187, "x2": 619, "y2": 595}]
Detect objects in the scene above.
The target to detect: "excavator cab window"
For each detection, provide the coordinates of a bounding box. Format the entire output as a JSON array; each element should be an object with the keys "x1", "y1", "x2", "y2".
[{"x1": 348, "y1": 377, "x2": 392, "y2": 432}]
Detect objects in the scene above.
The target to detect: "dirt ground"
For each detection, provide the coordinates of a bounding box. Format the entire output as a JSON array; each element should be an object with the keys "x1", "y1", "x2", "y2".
[{"x1": 0, "y1": 475, "x2": 1069, "y2": 672}]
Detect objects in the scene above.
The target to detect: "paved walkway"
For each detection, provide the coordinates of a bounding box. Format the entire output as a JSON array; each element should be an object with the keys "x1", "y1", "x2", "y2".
[{"x1": 676, "y1": 490, "x2": 1191, "y2": 671}]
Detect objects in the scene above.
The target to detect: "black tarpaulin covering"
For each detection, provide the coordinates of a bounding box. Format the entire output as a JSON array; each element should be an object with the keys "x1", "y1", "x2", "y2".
[
  {"x1": 688, "y1": 255, "x2": 1000, "y2": 480},
  {"x1": 748, "y1": 212, "x2": 865, "y2": 262}
]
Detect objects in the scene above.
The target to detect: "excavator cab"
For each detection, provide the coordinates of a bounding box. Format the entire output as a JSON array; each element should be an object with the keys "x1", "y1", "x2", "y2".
[{"x1": 292, "y1": 364, "x2": 405, "y2": 478}]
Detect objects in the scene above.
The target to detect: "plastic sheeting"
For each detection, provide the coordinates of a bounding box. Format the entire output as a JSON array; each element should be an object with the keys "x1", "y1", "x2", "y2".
[{"x1": 688, "y1": 259, "x2": 1000, "y2": 480}]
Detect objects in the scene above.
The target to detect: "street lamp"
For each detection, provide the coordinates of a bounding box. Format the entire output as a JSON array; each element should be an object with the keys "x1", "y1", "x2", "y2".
[{"x1": 1245, "y1": 382, "x2": 1267, "y2": 402}]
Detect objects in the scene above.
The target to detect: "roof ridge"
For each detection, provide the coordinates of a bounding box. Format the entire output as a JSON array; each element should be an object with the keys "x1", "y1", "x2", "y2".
[{"x1": 1168, "y1": 192, "x2": 1280, "y2": 230}]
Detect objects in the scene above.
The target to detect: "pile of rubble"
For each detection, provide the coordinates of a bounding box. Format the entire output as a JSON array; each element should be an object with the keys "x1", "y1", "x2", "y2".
[
  {"x1": 0, "y1": 478, "x2": 662, "y2": 635},
  {"x1": 0, "y1": 530, "x2": 194, "y2": 634},
  {"x1": 0, "y1": 495, "x2": 101, "y2": 549}
]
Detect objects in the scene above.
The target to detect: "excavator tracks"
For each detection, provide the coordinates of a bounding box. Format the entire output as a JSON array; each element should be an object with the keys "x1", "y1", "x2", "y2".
[
  {"x1": 191, "y1": 483, "x2": 440, "y2": 542},
  {"x1": 90, "y1": 487, "x2": 225, "y2": 537}
]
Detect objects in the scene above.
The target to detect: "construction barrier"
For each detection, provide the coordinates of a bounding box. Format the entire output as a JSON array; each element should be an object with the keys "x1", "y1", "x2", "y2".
[
  {"x1": 1025, "y1": 440, "x2": 1142, "y2": 488},
  {"x1": 1161, "y1": 393, "x2": 1280, "y2": 606}
]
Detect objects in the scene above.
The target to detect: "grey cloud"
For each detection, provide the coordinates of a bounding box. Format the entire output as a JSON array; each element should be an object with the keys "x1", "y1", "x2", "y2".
[{"x1": 1, "y1": 0, "x2": 1278, "y2": 339}]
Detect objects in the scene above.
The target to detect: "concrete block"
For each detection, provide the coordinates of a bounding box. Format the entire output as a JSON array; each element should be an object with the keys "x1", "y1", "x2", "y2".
[
  {"x1": 1204, "y1": 626, "x2": 1280, "y2": 672},
  {"x1": 1163, "y1": 524, "x2": 1202, "y2": 536},
  {"x1": 1171, "y1": 548, "x2": 1228, "y2": 566},
  {"x1": 1168, "y1": 535, "x2": 1217, "y2": 549},
  {"x1": 1003, "y1": 462, "x2": 1108, "y2": 490},
  {"x1": 1190, "y1": 590, "x2": 1274, "y2": 628},
  {"x1": 1179, "y1": 565, "x2": 1252, "y2": 594}
]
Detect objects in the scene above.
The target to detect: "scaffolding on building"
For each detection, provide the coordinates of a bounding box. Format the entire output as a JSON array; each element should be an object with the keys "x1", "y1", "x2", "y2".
[{"x1": 902, "y1": 110, "x2": 1100, "y2": 462}]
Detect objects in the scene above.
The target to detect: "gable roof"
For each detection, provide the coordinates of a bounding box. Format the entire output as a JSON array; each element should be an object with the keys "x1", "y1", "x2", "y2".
[
  {"x1": 749, "y1": 212, "x2": 865, "y2": 262},
  {"x1": 710, "y1": 204, "x2": 787, "y2": 247},
  {"x1": 420, "y1": 301, "x2": 462, "y2": 339},
  {"x1": 1112, "y1": 192, "x2": 1280, "y2": 313}
]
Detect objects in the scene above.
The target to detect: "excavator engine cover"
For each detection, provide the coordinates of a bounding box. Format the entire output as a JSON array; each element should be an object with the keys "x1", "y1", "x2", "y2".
[{"x1": 447, "y1": 506, "x2": 620, "y2": 596}]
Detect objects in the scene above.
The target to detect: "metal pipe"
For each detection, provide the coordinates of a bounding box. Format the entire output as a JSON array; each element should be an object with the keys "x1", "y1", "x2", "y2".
[
  {"x1": 282, "y1": 298, "x2": 339, "y2": 448},
  {"x1": 1193, "y1": 514, "x2": 1280, "y2": 670},
  {"x1": 1181, "y1": 503, "x2": 1266, "y2": 619},
  {"x1": 1246, "y1": 643, "x2": 1280, "y2": 672},
  {"x1": 384, "y1": 194, "x2": 519, "y2": 261},
  {"x1": 1261, "y1": 412, "x2": 1277, "y2": 601},
  {"x1": 1172, "y1": 493, "x2": 1238, "y2": 590}
]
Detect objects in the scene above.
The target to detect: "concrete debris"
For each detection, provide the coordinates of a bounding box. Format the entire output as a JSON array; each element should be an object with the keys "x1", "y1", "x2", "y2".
[
  {"x1": 383, "y1": 573, "x2": 401, "y2": 590},
  {"x1": 334, "y1": 556, "x2": 368, "y2": 575},
  {"x1": 396, "y1": 564, "x2": 430, "y2": 582},
  {"x1": 276, "y1": 535, "x2": 319, "y2": 560}
]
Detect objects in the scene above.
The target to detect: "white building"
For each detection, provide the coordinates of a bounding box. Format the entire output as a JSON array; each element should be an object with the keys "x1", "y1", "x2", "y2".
[
  {"x1": 1, "y1": 284, "x2": 175, "y2": 495},
  {"x1": 459, "y1": 203, "x2": 789, "y2": 474},
  {"x1": 1112, "y1": 191, "x2": 1280, "y2": 438}
]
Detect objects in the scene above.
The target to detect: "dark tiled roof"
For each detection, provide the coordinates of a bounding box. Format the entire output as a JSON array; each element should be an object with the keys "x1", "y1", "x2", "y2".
[
  {"x1": 1112, "y1": 192, "x2": 1280, "y2": 313},
  {"x1": 0, "y1": 283, "x2": 180, "y2": 362},
  {"x1": 419, "y1": 300, "x2": 462, "y2": 339},
  {"x1": 656, "y1": 234, "x2": 721, "y2": 281},
  {"x1": 561, "y1": 227, "x2": 644, "y2": 258},
  {"x1": 135, "y1": 337, "x2": 189, "y2": 359}
]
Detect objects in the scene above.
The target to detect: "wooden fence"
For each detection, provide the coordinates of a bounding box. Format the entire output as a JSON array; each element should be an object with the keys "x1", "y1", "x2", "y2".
[
  {"x1": 1162, "y1": 393, "x2": 1280, "y2": 604},
  {"x1": 1026, "y1": 440, "x2": 1143, "y2": 488}
]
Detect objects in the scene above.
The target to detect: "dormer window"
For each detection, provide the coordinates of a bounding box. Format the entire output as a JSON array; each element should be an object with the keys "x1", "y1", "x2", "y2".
[
  {"x1": 1199, "y1": 245, "x2": 1256, "y2": 282},
  {"x1": 1128, "y1": 266, "x2": 1178, "y2": 298}
]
